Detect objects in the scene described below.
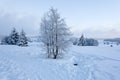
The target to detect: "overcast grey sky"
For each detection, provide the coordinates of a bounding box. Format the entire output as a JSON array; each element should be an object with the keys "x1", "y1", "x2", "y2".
[{"x1": 0, "y1": 0, "x2": 120, "y2": 38}]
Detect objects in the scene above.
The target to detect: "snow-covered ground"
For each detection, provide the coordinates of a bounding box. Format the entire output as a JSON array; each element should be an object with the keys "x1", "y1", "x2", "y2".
[{"x1": 0, "y1": 41, "x2": 120, "y2": 80}]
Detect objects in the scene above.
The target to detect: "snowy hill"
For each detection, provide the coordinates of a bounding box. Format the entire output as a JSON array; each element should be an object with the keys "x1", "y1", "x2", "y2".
[{"x1": 0, "y1": 41, "x2": 120, "y2": 80}]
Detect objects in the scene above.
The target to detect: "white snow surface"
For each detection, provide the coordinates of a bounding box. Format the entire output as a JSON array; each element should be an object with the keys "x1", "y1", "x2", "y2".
[{"x1": 0, "y1": 41, "x2": 120, "y2": 80}]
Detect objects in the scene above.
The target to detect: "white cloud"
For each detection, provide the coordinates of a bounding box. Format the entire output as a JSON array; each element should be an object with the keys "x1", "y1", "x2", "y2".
[
  {"x1": 73, "y1": 24, "x2": 120, "y2": 38},
  {"x1": 0, "y1": 11, "x2": 40, "y2": 36}
]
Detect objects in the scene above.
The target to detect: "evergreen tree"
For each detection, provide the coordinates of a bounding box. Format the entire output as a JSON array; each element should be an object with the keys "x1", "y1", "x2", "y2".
[
  {"x1": 8, "y1": 28, "x2": 19, "y2": 45},
  {"x1": 78, "y1": 34, "x2": 85, "y2": 46},
  {"x1": 17, "y1": 29, "x2": 28, "y2": 46}
]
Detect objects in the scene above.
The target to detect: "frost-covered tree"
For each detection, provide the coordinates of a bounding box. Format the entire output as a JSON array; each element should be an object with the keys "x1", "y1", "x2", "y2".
[
  {"x1": 40, "y1": 15, "x2": 51, "y2": 58},
  {"x1": 8, "y1": 28, "x2": 19, "y2": 45},
  {"x1": 78, "y1": 34, "x2": 86, "y2": 46},
  {"x1": 17, "y1": 29, "x2": 28, "y2": 46},
  {"x1": 40, "y1": 8, "x2": 70, "y2": 59}
]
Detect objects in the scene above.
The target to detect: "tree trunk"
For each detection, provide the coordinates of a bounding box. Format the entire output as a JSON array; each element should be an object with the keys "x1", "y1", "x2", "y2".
[
  {"x1": 53, "y1": 46, "x2": 58, "y2": 59},
  {"x1": 47, "y1": 43, "x2": 50, "y2": 58},
  {"x1": 53, "y1": 54, "x2": 57, "y2": 59}
]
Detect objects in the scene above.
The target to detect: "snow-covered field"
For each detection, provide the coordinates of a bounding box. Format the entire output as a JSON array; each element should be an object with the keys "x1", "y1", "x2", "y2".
[{"x1": 0, "y1": 41, "x2": 120, "y2": 80}]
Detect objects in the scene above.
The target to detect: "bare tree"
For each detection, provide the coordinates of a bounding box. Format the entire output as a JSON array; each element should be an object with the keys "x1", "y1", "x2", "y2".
[{"x1": 40, "y1": 8, "x2": 70, "y2": 59}]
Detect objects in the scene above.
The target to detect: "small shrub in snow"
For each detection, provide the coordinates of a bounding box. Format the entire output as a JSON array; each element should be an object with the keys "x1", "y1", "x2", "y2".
[
  {"x1": 116, "y1": 42, "x2": 120, "y2": 46},
  {"x1": 110, "y1": 45, "x2": 113, "y2": 47},
  {"x1": 70, "y1": 37, "x2": 78, "y2": 45},
  {"x1": 72, "y1": 39, "x2": 78, "y2": 45}
]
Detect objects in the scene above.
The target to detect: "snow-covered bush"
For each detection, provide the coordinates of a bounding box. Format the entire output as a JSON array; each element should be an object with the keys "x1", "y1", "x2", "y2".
[
  {"x1": 85, "y1": 38, "x2": 99, "y2": 46},
  {"x1": 73, "y1": 39, "x2": 78, "y2": 45},
  {"x1": 69, "y1": 37, "x2": 78, "y2": 45}
]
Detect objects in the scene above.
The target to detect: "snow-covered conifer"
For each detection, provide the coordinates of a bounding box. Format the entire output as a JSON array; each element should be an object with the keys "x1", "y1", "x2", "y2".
[
  {"x1": 78, "y1": 34, "x2": 86, "y2": 46},
  {"x1": 8, "y1": 28, "x2": 19, "y2": 45},
  {"x1": 17, "y1": 29, "x2": 28, "y2": 46}
]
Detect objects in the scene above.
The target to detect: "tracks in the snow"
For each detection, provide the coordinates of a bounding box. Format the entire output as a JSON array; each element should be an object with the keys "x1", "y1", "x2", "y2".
[
  {"x1": 0, "y1": 56, "x2": 42, "y2": 80},
  {"x1": 71, "y1": 50, "x2": 119, "y2": 80},
  {"x1": 0, "y1": 56, "x2": 30, "y2": 80}
]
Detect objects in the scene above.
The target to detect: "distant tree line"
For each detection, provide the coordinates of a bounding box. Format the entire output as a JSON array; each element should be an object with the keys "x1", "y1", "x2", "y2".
[
  {"x1": 1, "y1": 28, "x2": 28, "y2": 47},
  {"x1": 73, "y1": 34, "x2": 99, "y2": 46},
  {"x1": 104, "y1": 38, "x2": 120, "y2": 45}
]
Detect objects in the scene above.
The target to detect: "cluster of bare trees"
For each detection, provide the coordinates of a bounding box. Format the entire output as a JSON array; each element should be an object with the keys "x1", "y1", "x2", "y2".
[{"x1": 40, "y1": 8, "x2": 70, "y2": 59}]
